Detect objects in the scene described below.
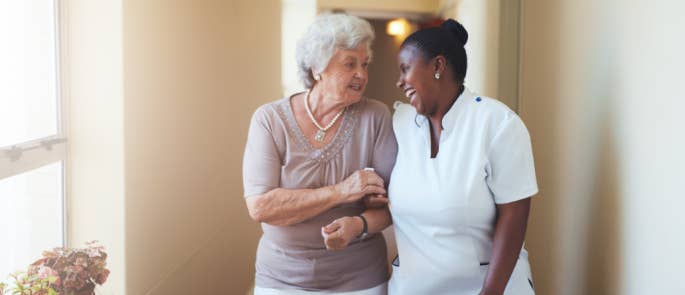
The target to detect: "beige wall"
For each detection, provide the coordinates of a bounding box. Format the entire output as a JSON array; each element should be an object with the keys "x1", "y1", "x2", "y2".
[
  {"x1": 66, "y1": 0, "x2": 281, "y2": 294},
  {"x1": 450, "y1": 0, "x2": 501, "y2": 99},
  {"x1": 445, "y1": 0, "x2": 520, "y2": 110},
  {"x1": 365, "y1": 19, "x2": 406, "y2": 110},
  {"x1": 122, "y1": 0, "x2": 280, "y2": 294},
  {"x1": 318, "y1": 0, "x2": 439, "y2": 14},
  {"x1": 520, "y1": 0, "x2": 685, "y2": 294},
  {"x1": 281, "y1": 0, "x2": 316, "y2": 96}
]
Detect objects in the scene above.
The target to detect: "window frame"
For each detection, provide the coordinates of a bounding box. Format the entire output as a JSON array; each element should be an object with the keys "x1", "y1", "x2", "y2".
[{"x1": 0, "y1": 0, "x2": 68, "y2": 247}]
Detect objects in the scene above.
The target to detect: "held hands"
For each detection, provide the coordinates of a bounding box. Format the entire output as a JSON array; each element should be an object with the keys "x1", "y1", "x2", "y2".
[
  {"x1": 323, "y1": 169, "x2": 385, "y2": 251},
  {"x1": 321, "y1": 216, "x2": 363, "y2": 251},
  {"x1": 334, "y1": 169, "x2": 387, "y2": 205},
  {"x1": 362, "y1": 194, "x2": 389, "y2": 208},
  {"x1": 360, "y1": 167, "x2": 389, "y2": 208}
]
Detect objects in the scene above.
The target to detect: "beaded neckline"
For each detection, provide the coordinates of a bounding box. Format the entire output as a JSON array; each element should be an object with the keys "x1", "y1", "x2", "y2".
[{"x1": 276, "y1": 95, "x2": 360, "y2": 162}]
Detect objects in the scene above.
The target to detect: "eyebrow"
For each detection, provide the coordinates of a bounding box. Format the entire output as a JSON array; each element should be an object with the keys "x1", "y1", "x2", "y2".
[{"x1": 341, "y1": 54, "x2": 370, "y2": 61}]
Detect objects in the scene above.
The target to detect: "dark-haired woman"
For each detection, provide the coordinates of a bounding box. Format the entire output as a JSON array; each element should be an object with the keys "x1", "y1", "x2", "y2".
[{"x1": 387, "y1": 19, "x2": 538, "y2": 295}]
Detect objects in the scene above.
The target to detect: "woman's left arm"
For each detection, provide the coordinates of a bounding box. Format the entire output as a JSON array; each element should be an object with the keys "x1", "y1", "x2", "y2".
[
  {"x1": 480, "y1": 197, "x2": 531, "y2": 295},
  {"x1": 321, "y1": 206, "x2": 392, "y2": 250}
]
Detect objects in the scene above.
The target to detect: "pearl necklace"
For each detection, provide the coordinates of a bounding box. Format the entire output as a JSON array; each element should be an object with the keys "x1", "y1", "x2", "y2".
[{"x1": 303, "y1": 90, "x2": 346, "y2": 142}]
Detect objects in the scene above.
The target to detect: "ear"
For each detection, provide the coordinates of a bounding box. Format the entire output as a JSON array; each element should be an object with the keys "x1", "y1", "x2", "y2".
[
  {"x1": 433, "y1": 55, "x2": 447, "y2": 76},
  {"x1": 311, "y1": 70, "x2": 322, "y2": 82}
]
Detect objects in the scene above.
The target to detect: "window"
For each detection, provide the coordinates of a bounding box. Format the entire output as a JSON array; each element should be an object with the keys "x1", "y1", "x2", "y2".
[{"x1": 0, "y1": 0, "x2": 66, "y2": 279}]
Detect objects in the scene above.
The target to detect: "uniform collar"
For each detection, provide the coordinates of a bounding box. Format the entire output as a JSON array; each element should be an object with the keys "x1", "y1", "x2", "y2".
[{"x1": 441, "y1": 86, "x2": 475, "y2": 133}]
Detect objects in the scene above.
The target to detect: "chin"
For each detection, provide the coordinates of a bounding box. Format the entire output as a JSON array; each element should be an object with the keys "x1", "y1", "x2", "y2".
[
  {"x1": 346, "y1": 93, "x2": 363, "y2": 103},
  {"x1": 411, "y1": 101, "x2": 423, "y2": 114}
]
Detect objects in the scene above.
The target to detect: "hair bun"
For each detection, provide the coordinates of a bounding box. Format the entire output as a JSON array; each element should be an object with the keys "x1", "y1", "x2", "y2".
[{"x1": 441, "y1": 19, "x2": 468, "y2": 46}]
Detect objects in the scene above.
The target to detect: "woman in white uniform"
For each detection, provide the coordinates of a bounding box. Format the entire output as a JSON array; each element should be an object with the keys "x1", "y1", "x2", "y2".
[{"x1": 388, "y1": 19, "x2": 538, "y2": 295}]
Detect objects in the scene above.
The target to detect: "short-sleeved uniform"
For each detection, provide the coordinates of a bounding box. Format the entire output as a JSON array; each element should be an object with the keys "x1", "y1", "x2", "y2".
[
  {"x1": 388, "y1": 88, "x2": 538, "y2": 295},
  {"x1": 242, "y1": 95, "x2": 398, "y2": 292}
]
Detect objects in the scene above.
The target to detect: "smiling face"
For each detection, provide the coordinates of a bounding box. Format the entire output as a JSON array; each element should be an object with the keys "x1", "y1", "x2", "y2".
[
  {"x1": 396, "y1": 45, "x2": 441, "y2": 116},
  {"x1": 316, "y1": 45, "x2": 370, "y2": 106}
]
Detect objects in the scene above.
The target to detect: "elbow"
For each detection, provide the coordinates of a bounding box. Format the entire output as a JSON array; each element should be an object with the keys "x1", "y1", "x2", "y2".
[
  {"x1": 245, "y1": 192, "x2": 293, "y2": 226},
  {"x1": 248, "y1": 208, "x2": 265, "y2": 223},
  {"x1": 246, "y1": 196, "x2": 268, "y2": 223}
]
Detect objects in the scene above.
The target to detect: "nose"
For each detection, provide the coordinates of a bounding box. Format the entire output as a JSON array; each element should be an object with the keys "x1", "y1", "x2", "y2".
[
  {"x1": 354, "y1": 67, "x2": 367, "y2": 80},
  {"x1": 396, "y1": 77, "x2": 404, "y2": 89}
]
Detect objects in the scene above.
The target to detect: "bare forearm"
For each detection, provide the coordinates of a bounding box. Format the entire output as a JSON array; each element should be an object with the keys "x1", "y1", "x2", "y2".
[
  {"x1": 361, "y1": 207, "x2": 392, "y2": 234},
  {"x1": 481, "y1": 198, "x2": 531, "y2": 295},
  {"x1": 247, "y1": 186, "x2": 341, "y2": 226},
  {"x1": 247, "y1": 170, "x2": 386, "y2": 227}
]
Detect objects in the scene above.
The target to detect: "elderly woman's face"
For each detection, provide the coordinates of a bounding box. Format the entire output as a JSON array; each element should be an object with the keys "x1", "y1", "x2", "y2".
[{"x1": 318, "y1": 45, "x2": 370, "y2": 105}]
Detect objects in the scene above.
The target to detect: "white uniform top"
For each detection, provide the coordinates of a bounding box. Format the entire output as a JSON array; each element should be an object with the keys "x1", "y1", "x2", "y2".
[{"x1": 388, "y1": 88, "x2": 538, "y2": 295}]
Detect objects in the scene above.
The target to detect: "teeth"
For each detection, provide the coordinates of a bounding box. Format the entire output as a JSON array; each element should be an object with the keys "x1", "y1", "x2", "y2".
[{"x1": 404, "y1": 89, "x2": 415, "y2": 98}]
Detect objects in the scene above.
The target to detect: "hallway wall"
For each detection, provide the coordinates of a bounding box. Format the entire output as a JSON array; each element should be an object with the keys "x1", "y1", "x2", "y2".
[
  {"x1": 443, "y1": 0, "x2": 520, "y2": 111},
  {"x1": 365, "y1": 19, "x2": 406, "y2": 110},
  {"x1": 122, "y1": 0, "x2": 281, "y2": 294},
  {"x1": 66, "y1": 0, "x2": 280, "y2": 294},
  {"x1": 318, "y1": 0, "x2": 439, "y2": 14},
  {"x1": 520, "y1": 1, "x2": 685, "y2": 294}
]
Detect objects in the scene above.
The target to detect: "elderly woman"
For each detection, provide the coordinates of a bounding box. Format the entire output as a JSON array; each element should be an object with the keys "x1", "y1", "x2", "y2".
[{"x1": 242, "y1": 14, "x2": 397, "y2": 295}]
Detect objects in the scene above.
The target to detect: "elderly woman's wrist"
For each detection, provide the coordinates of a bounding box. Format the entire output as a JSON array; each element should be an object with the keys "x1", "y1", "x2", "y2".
[
  {"x1": 351, "y1": 216, "x2": 364, "y2": 237},
  {"x1": 329, "y1": 184, "x2": 343, "y2": 204}
]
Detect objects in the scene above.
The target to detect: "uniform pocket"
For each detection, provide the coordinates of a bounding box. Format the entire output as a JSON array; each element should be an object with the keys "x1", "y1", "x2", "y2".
[
  {"x1": 505, "y1": 259, "x2": 536, "y2": 295},
  {"x1": 528, "y1": 277, "x2": 534, "y2": 291}
]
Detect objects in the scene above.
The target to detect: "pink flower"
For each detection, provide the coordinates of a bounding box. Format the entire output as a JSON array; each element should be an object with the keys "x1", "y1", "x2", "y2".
[
  {"x1": 37, "y1": 266, "x2": 61, "y2": 287},
  {"x1": 95, "y1": 269, "x2": 110, "y2": 285}
]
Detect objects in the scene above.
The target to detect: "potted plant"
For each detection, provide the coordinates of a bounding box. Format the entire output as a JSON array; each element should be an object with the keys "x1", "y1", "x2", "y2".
[{"x1": 1, "y1": 241, "x2": 109, "y2": 295}]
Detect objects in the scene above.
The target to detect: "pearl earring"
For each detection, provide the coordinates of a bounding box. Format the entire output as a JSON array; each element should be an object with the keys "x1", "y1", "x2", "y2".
[
  {"x1": 314, "y1": 74, "x2": 322, "y2": 81},
  {"x1": 434, "y1": 73, "x2": 441, "y2": 80}
]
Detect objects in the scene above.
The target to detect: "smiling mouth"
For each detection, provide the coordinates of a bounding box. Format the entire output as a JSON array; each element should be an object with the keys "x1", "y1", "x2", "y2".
[
  {"x1": 349, "y1": 83, "x2": 363, "y2": 91},
  {"x1": 404, "y1": 88, "x2": 416, "y2": 99}
]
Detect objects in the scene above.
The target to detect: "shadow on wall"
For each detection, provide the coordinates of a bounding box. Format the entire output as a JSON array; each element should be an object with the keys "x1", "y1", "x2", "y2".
[
  {"x1": 585, "y1": 97, "x2": 622, "y2": 295},
  {"x1": 583, "y1": 42, "x2": 622, "y2": 295},
  {"x1": 522, "y1": 1, "x2": 623, "y2": 294},
  {"x1": 519, "y1": 1, "x2": 563, "y2": 293}
]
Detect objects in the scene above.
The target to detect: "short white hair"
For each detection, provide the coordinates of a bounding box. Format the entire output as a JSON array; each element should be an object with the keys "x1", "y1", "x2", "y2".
[{"x1": 296, "y1": 13, "x2": 375, "y2": 89}]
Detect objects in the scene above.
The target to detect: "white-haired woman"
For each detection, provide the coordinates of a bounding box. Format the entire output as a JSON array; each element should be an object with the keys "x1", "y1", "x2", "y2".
[{"x1": 242, "y1": 14, "x2": 397, "y2": 295}]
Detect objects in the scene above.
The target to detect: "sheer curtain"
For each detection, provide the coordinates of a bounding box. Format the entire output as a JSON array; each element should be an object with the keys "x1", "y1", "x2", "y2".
[{"x1": 0, "y1": 0, "x2": 66, "y2": 280}]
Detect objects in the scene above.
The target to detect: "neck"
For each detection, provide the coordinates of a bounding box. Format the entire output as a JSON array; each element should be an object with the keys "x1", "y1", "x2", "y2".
[
  {"x1": 428, "y1": 83, "x2": 464, "y2": 130},
  {"x1": 308, "y1": 86, "x2": 346, "y2": 119}
]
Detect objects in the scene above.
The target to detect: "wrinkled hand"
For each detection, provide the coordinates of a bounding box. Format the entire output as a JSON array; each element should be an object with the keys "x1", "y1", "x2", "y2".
[
  {"x1": 335, "y1": 170, "x2": 386, "y2": 204},
  {"x1": 321, "y1": 216, "x2": 363, "y2": 251},
  {"x1": 362, "y1": 194, "x2": 389, "y2": 208}
]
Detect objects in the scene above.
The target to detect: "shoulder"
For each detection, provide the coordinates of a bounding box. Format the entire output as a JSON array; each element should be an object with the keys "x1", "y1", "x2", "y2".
[
  {"x1": 455, "y1": 88, "x2": 529, "y2": 141},
  {"x1": 454, "y1": 87, "x2": 519, "y2": 126},
  {"x1": 466, "y1": 96, "x2": 529, "y2": 142},
  {"x1": 471, "y1": 96, "x2": 518, "y2": 122},
  {"x1": 357, "y1": 97, "x2": 392, "y2": 118},
  {"x1": 250, "y1": 97, "x2": 289, "y2": 128},
  {"x1": 391, "y1": 100, "x2": 417, "y2": 124},
  {"x1": 252, "y1": 97, "x2": 289, "y2": 119},
  {"x1": 389, "y1": 100, "x2": 421, "y2": 141}
]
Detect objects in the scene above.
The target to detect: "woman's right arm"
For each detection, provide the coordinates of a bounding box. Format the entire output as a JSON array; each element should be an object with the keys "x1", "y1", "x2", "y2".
[
  {"x1": 246, "y1": 170, "x2": 386, "y2": 226},
  {"x1": 246, "y1": 186, "x2": 338, "y2": 226}
]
